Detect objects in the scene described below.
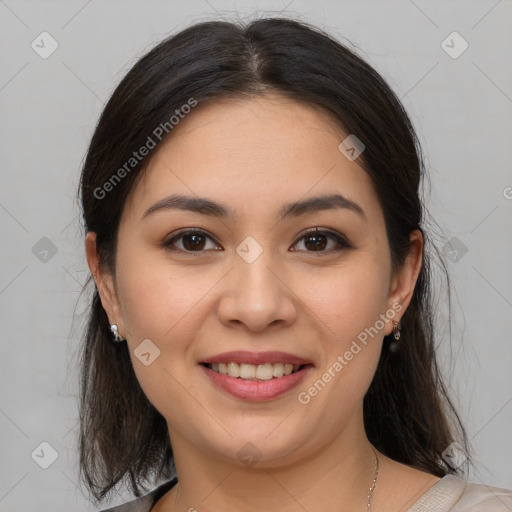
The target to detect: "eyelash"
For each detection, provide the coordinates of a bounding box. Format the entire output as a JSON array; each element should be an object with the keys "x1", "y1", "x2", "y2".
[{"x1": 161, "y1": 227, "x2": 352, "y2": 256}]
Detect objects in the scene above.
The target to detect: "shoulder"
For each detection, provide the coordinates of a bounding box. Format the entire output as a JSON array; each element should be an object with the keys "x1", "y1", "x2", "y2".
[
  {"x1": 408, "y1": 475, "x2": 512, "y2": 512},
  {"x1": 97, "y1": 477, "x2": 178, "y2": 512},
  {"x1": 452, "y1": 477, "x2": 512, "y2": 511}
]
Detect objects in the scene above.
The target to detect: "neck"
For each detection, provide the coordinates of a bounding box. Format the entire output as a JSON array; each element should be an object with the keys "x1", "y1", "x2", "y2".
[{"x1": 167, "y1": 411, "x2": 379, "y2": 512}]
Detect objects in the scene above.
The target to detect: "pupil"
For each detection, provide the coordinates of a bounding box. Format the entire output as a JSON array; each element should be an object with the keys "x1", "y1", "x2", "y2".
[
  {"x1": 183, "y1": 234, "x2": 205, "y2": 250},
  {"x1": 305, "y1": 234, "x2": 326, "y2": 251}
]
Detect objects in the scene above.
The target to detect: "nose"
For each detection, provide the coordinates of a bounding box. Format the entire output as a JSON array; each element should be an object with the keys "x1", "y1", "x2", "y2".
[{"x1": 216, "y1": 247, "x2": 297, "y2": 333}]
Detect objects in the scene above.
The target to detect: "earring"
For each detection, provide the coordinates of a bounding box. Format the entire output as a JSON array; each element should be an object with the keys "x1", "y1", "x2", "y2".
[
  {"x1": 389, "y1": 321, "x2": 401, "y2": 352},
  {"x1": 110, "y1": 324, "x2": 126, "y2": 343}
]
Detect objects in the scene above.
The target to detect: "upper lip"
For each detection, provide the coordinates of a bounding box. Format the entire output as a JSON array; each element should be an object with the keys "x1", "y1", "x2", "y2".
[{"x1": 200, "y1": 351, "x2": 313, "y2": 366}]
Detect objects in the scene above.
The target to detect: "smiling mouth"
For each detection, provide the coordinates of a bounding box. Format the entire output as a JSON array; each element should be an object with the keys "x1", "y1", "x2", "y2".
[{"x1": 201, "y1": 362, "x2": 311, "y2": 380}]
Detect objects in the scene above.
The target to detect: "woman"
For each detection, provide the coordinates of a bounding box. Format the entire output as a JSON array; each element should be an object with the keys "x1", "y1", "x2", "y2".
[{"x1": 78, "y1": 17, "x2": 512, "y2": 512}]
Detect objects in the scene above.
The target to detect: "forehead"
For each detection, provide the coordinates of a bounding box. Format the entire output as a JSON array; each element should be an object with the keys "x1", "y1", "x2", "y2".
[
  {"x1": 157, "y1": 94, "x2": 347, "y2": 169},
  {"x1": 124, "y1": 94, "x2": 382, "y2": 224}
]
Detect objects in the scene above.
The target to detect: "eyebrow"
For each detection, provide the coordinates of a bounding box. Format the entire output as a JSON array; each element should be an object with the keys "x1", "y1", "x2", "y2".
[{"x1": 142, "y1": 193, "x2": 367, "y2": 222}]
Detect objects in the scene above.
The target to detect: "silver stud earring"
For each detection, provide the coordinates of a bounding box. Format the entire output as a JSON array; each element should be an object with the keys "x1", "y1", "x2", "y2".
[
  {"x1": 389, "y1": 321, "x2": 401, "y2": 352},
  {"x1": 110, "y1": 324, "x2": 125, "y2": 343}
]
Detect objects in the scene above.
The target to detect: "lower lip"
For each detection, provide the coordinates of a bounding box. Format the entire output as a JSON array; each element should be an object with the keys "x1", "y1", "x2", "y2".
[{"x1": 200, "y1": 364, "x2": 313, "y2": 401}]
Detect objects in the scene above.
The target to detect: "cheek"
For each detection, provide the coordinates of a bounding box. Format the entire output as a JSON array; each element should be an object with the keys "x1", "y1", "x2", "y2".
[
  {"x1": 115, "y1": 246, "x2": 211, "y2": 342},
  {"x1": 301, "y1": 262, "x2": 389, "y2": 343},
  {"x1": 293, "y1": 259, "x2": 389, "y2": 404},
  {"x1": 114, "y1": 255, "x2": 209, "y2": 418},
  {"x1": 293, "y1": 275, "x2": 386, "y2": 427}
]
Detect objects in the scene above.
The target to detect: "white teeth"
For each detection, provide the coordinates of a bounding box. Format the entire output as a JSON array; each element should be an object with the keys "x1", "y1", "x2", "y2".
[
  {"x1": 208, "y1": 362, "x2": 302, "y2": 380},
  {"x1": 256, "y1": 363, "x2": 273, "y2": 380},
  {"x1": 239, "y1": 363, "x2": 256, "y2": 379},
  {"x1": 272, "y1": 363, "x2": 284, "y2": 378},
  {"x1": 227, "y1": 362, "x2": 239, "y2": 378}
]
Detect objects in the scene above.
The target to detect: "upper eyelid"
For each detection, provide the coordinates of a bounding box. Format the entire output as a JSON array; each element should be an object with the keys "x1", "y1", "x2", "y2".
[{"x1": 165, "y1": 228, "x2": 221, "y2": 246}]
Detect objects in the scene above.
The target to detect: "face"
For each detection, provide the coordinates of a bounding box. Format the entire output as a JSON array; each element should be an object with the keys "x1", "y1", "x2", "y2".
[{"x1": 88, "y1": 93, "x2": 421, "y2": 468}]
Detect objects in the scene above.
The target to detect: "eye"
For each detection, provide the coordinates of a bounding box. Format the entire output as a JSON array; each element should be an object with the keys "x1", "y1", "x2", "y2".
[
  {"x1": 162, "y1": 227, "x2": 351, "y2": 255},
  {"x1": 162, "y1": 229, "x2": 221, "y2": 253},
  {"x1": 291, "y1": 228, "x2": 351, "y2": 254}
]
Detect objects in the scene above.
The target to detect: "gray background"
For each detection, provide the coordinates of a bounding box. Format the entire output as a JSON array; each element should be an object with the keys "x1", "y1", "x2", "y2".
[{"x1": 1, "y1": 1, "x2": 511, "y2": 511}]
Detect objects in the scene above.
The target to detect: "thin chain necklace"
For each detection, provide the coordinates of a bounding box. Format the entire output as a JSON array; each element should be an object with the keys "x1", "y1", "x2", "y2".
[
  {"x1": 367, "y1": 445, "x2": 380, "y2": 511},
  {"x1": 171, "y1": 447, "x2": 381, "y2": 511}
]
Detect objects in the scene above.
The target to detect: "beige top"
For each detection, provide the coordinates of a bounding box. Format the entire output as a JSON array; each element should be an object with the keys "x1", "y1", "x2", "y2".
[
  {"x1": 407, "y1": 475, "x2": 512, "y2": 511},
  {"x1": 99, "y1": 474, "x2": 512, "y2": 511}
]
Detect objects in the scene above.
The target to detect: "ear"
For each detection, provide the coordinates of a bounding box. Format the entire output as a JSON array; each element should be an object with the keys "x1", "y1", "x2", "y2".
[
  {"x1": 383, "y1": 229, "x2": 423, "y2": 336},
  {"x1": 85, "y1": 232, "x2": 126, "y2": 338}
]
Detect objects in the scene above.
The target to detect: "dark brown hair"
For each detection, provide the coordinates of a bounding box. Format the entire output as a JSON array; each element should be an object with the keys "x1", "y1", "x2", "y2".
[{"x1": 77, "y1": 16, "x2": 471, "y2": 505}]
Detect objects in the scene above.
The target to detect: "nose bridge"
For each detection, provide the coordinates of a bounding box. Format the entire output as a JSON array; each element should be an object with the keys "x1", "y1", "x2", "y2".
[
  {"x1": 234, "y1": 235, "x2": 281, "y2": 304},
  {"x1": 216, "y1": 235, "x2": 296, "y2": 331}
]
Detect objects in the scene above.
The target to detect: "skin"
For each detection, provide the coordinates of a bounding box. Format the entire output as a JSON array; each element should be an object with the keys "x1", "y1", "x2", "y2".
[{"x1": 86, "y1": 94, "x2": 440, "y2": 511}]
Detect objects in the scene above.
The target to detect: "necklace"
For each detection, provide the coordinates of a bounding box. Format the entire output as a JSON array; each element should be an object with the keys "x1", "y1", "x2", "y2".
[
  {"x1": 171, "y1": 446, "x2": 381, "y2": 511},
  {"x1": 367, "y1": 445, "x2": 380, "y2": 511}
]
